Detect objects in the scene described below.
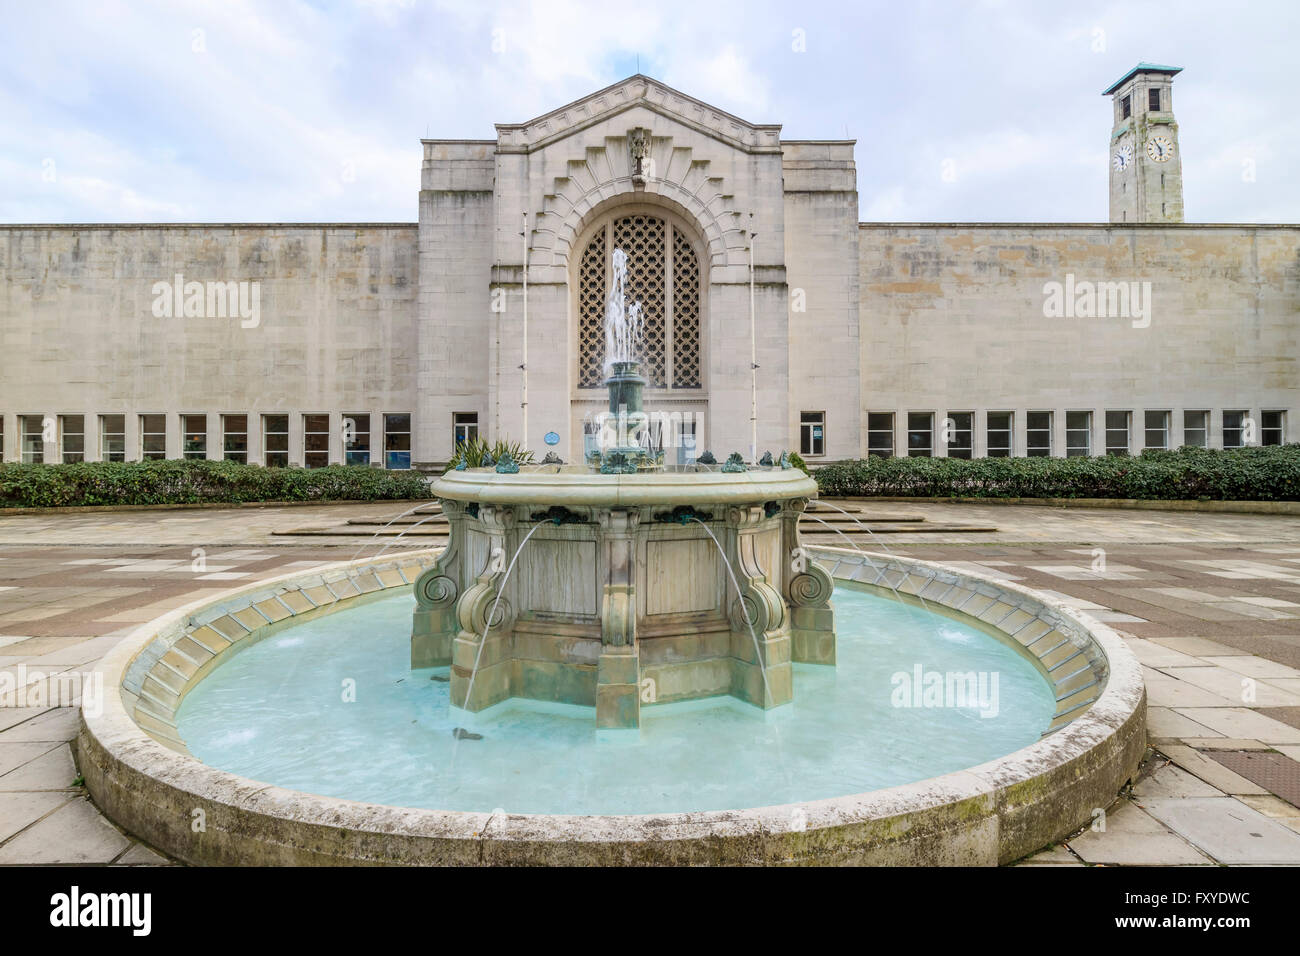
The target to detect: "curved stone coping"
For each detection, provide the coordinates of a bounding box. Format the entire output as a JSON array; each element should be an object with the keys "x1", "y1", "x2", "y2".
[
  {"x1": 431, "y1": 466, "x2": 817, "y2": 507},
  {"x1": 78, "y1": 547, "x2": 1145, "y2": 865}
]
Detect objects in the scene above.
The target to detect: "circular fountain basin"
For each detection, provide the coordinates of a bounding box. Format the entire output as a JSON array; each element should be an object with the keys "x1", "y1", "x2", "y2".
[
  {"x1": 77, "y1": 548, "x2": 1145, "y2": 865},
  {"x1": 174, "y1": 587, "x2": 1054, "y2": 814}
]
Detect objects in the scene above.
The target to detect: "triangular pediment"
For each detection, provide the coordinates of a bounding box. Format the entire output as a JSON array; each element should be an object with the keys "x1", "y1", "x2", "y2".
[{"x1": 495, "y1": 74, "x2": 781, "y2": 154}]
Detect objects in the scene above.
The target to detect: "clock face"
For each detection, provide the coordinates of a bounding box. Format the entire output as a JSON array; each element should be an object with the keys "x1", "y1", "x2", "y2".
[
  {"x1": 1146, "y1": 136, "x2": 1174, "y2": 163},
  {"x1": 1112, "y1": 144, "x2": 1133, "y2": 171}
]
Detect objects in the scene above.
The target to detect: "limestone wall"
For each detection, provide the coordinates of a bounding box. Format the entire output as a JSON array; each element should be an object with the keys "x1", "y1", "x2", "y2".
[
  {"x1": 0, "y1": 224, "x2": 418, "y2": 463},
  {"x1": 857, "y1": 223, "x2": 1300, "y2": 456}
]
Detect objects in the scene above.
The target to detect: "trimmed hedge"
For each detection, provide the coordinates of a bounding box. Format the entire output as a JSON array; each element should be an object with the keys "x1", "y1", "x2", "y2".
[
  {"x1": 0, "y1": 460, "x2": 433, "y2": 508},
  {"x1": 814, "y1": 445, "x2": 1300, "y2": 501}
]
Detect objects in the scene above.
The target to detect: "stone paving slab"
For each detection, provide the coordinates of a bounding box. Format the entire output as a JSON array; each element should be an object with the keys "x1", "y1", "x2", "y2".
[
  {"x1": 0, "y1": 791, "x2": 74, "y2": 843},
  {"x1": 0, "y1": 795, "x2": 132, "y2": 864},
  {"x1": 1139, "y1": 796, "x2": 1300, "y2": 864},
  {"x1": 1067, "y1": 800, "x2": 1215, "y2": 866},
  {"x1": 0, "y1": 744, "x2": 76, "y2": 792}
]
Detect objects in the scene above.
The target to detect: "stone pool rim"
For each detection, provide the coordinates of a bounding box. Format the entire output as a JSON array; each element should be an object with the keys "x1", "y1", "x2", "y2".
[{"x1": 77, "y1": 546, "x2": 1146, "y2": 866}]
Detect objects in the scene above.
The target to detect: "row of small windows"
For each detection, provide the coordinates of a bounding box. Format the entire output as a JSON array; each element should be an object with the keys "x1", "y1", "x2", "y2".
[
  {"x1": 859, "y1": 410, "x2": 1286, "y2": 458},
  {"x1": 796, "y1": 410, "x2": 1288, "y2": 459},
  {"x1": 1, "y1": 413, "x2": 413, "y2": 469}
]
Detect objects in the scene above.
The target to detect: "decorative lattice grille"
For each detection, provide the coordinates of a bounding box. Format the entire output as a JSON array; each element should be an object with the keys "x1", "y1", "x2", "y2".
[
  {"x1": 577, "y1": 227, "x2": 606, "y2": 388},
  {"x1": 612, "y1": 215, "x2": 667, "y2": 387},
  {"x1": 577, "y1": 214, "x2": 701, "y2": 390},
  {"x1": 672, "y1": 227, "x2": 701, "y2": 389}
]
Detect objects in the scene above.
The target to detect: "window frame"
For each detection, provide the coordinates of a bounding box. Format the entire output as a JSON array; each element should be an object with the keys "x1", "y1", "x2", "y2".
[
  {"x1": 906, "y1": 411, "x2": 933, "y2": 458},
  {"x1": 262, "y1": 414, "x2": 289, "y2": 468},
  {"x1": 1066, "y1": 410, "x2": 1092, "y2": 457},
  {"x1": 181, "y1": 414, "x2": 207, "y2": 460},
  {"x1": 1026, "y1": 411, "x2": 1053, "y2": 457},
  {"x1": 799, "y1": 410, "x2": 826, "y2": 458},
  {"x1": 986, "y1": 411, "x2": 1013, "y2": 458},
  {"x1": 453, "y1": 412, "x2": 479, "y2": 451},
  {"x1": 1183, "y1": 410, "x2": 1209, "y2": 448},
  {"x1": 945, "y1": 411, "x2": 972, "y2": 460},
  {"x1": 59, "y1": 414, "x2": 84, "y2": 463},
  {"x1": 140, "y1": 414, "x2": 167, "y2": 460},
  {"x1": 384, "y1": 413, "x2": 412, "y2": 470},
  {"x1": 20, "y1": 415, "x2": 45, "y2": 464},
  {"x1": 1143, "y1": 410, "x2": 1170, "y2": 451},
  {"x1": 222, "y1": 414, "x2": 248, "y2": 463},
  {"x1": 1223, "y1": 409, "x2": 1248, "y2": 449},
  {"x1": 343, "y1": 413, "x2": 372, "y2": 467},
  {"x1": 303, "y1": 413, "x2": 331, "y2": 469},
  {"x1": 1261, "y1": 410, "x2": 1285, "y2": 447},
  {"x1": 1105, "y1": 410, "x2": 1131, "y2": 456},
  {"x1": 866, "y1": 412, "x2": 894, "y2": 458},
  {"x1": 99, "y1": 414, "x2": 126, "y2": 463}
]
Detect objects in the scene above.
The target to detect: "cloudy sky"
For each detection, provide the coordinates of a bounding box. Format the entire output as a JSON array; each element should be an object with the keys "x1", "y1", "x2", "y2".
[{"x1": 2, "y1": 0, "x2": 1295, "y2": 224}]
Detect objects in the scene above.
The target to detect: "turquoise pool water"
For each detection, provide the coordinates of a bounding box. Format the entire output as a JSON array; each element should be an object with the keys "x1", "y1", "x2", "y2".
[{"x1": 176, "y1": 588, "x2": 1056, "y2": 815}]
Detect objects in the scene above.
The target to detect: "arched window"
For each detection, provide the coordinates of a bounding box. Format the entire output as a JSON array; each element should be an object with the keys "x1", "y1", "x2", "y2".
[{"x1": 576, "y1": 212, "x2": 702, "y2": 390}]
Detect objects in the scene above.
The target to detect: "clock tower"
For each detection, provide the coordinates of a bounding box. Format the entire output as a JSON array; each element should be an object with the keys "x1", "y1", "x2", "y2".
[{"x1": 1105, "y1": 63, "x2": 1184, "y2": 223}]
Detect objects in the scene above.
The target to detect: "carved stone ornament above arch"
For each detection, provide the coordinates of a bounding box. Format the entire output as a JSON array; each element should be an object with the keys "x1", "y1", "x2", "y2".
[{"x1": 527, "y1": 131, "x2": 750, "y2": 276}]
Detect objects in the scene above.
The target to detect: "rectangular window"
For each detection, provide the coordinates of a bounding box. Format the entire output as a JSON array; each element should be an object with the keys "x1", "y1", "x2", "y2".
[
  {"x1": 344, "y1": 413, "x2": 371, "y2": 466},
  {"x1": 1144, "y1": 410, "x2": 1170, "y2": 451},
  {"x1": 945, "y1": 412, "x2": 972, "y2": 459},
  {"x1": 1105, "y1": 410, "x2": 1131, "y2": 456},
  {"x1": 99, "y1": 415, "x2": 125, "y2": 462},
  {"x1": 1148, "y1": 88, "x2": 1160, "y2": 111},
  {"x1": 1223, "y1": 410, "x2": 1248, "y2": 449},
  {"x1": 1121, "y1": 94, "x2": 1131, "y2": 119},
  {"x1": 866, "y1": 412, "x2": 894, "y2": 458},
  {"x1": 304, "y1": 414, "x2": 330, "y2": 468},
  {"x1": 182, "y1": 414, "x2": 207, "y2": 460},
  {"x1": 1066, "y1": 411, "x2": 1092, "y2": 457},
  {"x1": 453, "y1": 412, "x2": 479, "y2": 450},
  {"x1": 59, "y1": 415, "x2": 84, "y2": 463},
  {"x1": 1183, "y1": 410, "x2": 1209, "y2": 448},
  {"x1": 263, "y1": 414, "x2": 289, "y2": 468},
  {"x1": 384, "y1": 413, "x2": 412, "y2": 469},
  {"x1": 20, "y1": 415, "x2": 45, "y2": 464},
  {"x1": 1027, "y1": 411, "x2": 1052, "y2": 456},
  {"x1": 222, "y1": 414, "x2": 248, "y2": 463},
  {"x1": 907, "y1": 412, "x2": 933, "y2": 457},
  {"x1": 799, "y1": 411, "x2": 825, "y2": 457},
  {"x1": 986, "y1": 411, "x2": 1013, "y2": 458},
  {"x1": 140, "y1": 414, "x2": 167, "y2": 460},
  {"x1": 1261, "y1": 410, "x2": 1285, "y2": 446}
]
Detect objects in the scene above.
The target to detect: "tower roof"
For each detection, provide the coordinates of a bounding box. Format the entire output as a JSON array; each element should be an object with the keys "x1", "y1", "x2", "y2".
[{"x1": 1103, "y1": 63, "x2": 1182, "y2": 96}]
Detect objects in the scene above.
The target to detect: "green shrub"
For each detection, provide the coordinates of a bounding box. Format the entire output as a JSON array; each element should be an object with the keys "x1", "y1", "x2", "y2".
[
  {"x1": 786, "y1": 451, "x2": 811, "y2": 476},
  {"x1": 445, "y1": 437, "x2": 534, "y2": 471},
  {"x1": 0, "y1": 460, "x2": 433, "y2": 508},
  {"x1": 813, "y1": 445, "x2": 1300, "y2": 501}
]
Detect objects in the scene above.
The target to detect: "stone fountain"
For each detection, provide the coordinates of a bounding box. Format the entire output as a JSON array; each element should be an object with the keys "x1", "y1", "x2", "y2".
[{"x1": 412, "y1": 249, "x2": 836, "y2": 729}]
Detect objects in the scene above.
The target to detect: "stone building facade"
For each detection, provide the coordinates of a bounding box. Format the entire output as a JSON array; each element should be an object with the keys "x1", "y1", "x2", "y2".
[{"x1": 1, "y1": 70, "x2": 1296, "y2": 468}]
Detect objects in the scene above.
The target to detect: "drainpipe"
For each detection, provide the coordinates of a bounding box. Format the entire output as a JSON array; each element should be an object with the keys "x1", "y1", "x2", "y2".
[
  {"x1": 521, "y1": 213, "x2": 529, "y2": 450},
  {"x1": 749, "y1": 229, "x2": 758, "y2": 463}
]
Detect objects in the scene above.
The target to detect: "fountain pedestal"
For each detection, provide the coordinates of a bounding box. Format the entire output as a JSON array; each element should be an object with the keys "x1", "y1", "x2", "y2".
[{"x1": 411, "y1": 470, "x2": 836, "y2": 729}]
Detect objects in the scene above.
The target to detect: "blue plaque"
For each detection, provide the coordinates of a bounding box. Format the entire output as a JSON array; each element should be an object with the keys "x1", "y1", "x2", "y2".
[{"x1": 544, "y1": 431, "x2": 560, "y2": 446}]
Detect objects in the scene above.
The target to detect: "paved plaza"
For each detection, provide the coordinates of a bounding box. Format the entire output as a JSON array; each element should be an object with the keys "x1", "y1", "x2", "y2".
[{"x1": 2, "y1": 500, "x2": 1300, "y2": 865}]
